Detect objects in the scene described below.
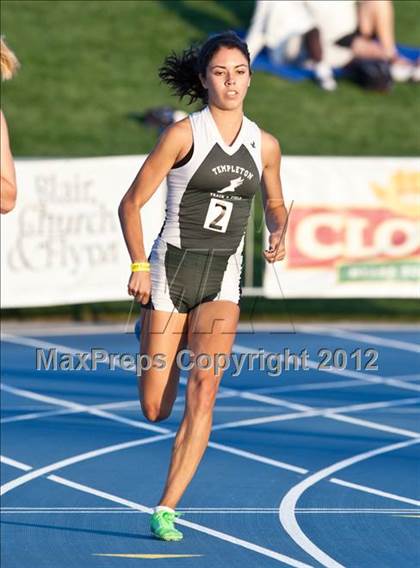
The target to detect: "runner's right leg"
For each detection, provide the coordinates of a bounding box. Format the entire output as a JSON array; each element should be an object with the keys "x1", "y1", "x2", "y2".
[{"x1": 138, "y1": 308, "x2": 188, "y2": 423}]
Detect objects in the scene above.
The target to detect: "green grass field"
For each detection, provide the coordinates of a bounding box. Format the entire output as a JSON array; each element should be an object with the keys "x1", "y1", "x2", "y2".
[{"x1": 2, "y1": 0, "x2": 420, "y2": 157}]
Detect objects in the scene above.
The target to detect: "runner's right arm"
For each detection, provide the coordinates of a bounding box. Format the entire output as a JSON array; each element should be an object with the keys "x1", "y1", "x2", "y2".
[{"x1": 118, "y1": 119, "x2": 192, "y2": 302}]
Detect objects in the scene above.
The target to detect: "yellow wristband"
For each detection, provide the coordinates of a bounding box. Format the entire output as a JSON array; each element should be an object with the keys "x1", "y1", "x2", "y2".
[{"x1": 131, "y1": 262, "x2": 150, "y2": 273}]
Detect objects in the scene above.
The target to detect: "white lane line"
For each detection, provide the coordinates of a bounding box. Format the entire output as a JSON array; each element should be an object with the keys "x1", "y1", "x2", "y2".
[
  {"x1": 207, "y1": 441, "x2": 308, "y2": 474},
  {"x1": 325, "y1": 412, "x2": 420, "y2": 439},
  {"x1": 279, "y1": 437, "x2": 420, "y2": 568},
  {"x1": 1, "y1": 334, "x2": 94, "y2": 355},
  {"x1": 2, "y1": 508, "x2": 418, "y2": 515},
  {"x1": 211, "y1": 410, "x2": 317, "y2": 431},
  {"x1": 233, "y1": 342, "x2": 420, "y2": 394},
  {"x1": 0, "y1": 433, "x2": 175, "y2": 497},
  {"x1": 388, "y1": 374, "x2": 420, "y2": 382},
  {"x1": 0, "y1": 398, "x2": 141, "y2": 425},
  {"x1": 300, "y1": 326, "x2": 420, "y2": 353},
  {"x1": 182, "y1": 406, "x2": 309, "y2": 413},
  {"x1": 329, "y1": 478, "x2": 420, "y2": 507},
  {"x1": 317, "y1": 370, "x2": 420, "y2": 393},
  {"x1": 0, "y1": 455, "x2": 312, "y2": 568},
  {"x1": 293, "y1": 508, "x2": 420, "y2": 513},
  {"x1": 0, "y1": 455, "x2": 32, "y2": 471},
  {"x1": 1, "y1": 408, "x2": 76, "y2": 424},
  {"x1": 249, "y1": 380, "x2": 371, "y2": 395},
  {"x1": 328, "y1": 397, "x2": 420, "y2": 414},
  {"x1": 212, "y1": 396, "x2": 420, "y2": 438},
  {"x1": 301, "y1": 364, "x2": 420, "y2": 393},
  {"x1": 1, "y1": 506, "x2": 418, "y2": 512},
  {"x1": 0, "y1": 383, "x2": 169, "y2": 434},
  {"x1": 239, "y1": 392, "x2": 309, "y2": 411}
]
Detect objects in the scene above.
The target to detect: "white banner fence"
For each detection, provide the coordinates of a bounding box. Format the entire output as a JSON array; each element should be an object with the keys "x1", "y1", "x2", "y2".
[
  {"x1": 1, "y1": 155, "x2": 418, "y2": 308},
  {"x1": 1, "y1": 156, "x2": 166, "y2": 308}
]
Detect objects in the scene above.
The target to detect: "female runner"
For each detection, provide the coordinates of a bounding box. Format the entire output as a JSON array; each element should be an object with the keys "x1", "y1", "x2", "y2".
[{"x1": 119, "y1": 31, "x2": 288, "y2": 541}]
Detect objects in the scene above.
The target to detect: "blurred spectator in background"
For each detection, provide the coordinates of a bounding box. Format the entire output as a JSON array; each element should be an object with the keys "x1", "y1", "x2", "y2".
[
  {"x1": 1, "y1": 36, "x2": 19, "y2": 214},
  {"x1": 308, "y1": 0, "x2": 419, "y2": 86},
  {"x1": 246, "y1": 0, "x2": 339, "y2": 90},
  {"x1": 246, "y1": 0, "x2": 418, "y2": 91}
]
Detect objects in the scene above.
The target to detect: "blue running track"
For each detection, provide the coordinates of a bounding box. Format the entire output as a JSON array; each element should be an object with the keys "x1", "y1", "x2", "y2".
[{"x1": 1, "y1": 322, "x2": 419, "y2": 568}]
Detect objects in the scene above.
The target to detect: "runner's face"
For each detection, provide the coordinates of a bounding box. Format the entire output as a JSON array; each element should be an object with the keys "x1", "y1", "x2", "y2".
[{"x1": 202, "y1": 47, "x2": 251, "y2": 110}]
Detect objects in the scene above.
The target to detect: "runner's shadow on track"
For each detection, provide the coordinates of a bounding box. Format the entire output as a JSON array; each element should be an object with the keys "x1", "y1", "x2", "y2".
[{"x1": 1, "y1": 520, "x2": 155, "y2": 541}]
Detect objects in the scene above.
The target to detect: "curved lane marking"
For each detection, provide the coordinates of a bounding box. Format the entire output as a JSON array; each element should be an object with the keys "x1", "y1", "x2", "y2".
[{"x1": 278, "y1": 437, "x2": 420, "y2": 568}]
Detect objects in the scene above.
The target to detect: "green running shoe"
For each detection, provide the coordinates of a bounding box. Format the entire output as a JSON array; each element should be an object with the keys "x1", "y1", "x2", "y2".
[{"x1": 150, "y1": 510, "x2": 183, "y2": 541}]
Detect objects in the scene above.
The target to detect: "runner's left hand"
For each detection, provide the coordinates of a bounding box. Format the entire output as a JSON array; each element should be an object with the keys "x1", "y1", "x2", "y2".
[{"x1": 263, "y1": 231, "x2": 286, "y2": 263}]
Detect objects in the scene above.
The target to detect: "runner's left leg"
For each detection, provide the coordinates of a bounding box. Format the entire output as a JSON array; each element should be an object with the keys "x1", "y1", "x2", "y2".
[{"x1": 157, "y1": 300, "x2": 239, "y2": 508}]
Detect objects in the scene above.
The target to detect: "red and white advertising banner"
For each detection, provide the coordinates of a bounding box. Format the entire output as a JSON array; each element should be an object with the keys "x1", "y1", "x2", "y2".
[
  {"x1": 264, "y1": 157, "x2": 420, "y2": 298},
  {"x1": 1, "y1": 156, "x2": 166, "y2": 308}
]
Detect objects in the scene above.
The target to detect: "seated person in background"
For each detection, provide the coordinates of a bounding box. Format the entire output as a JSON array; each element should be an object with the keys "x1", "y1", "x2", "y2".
[
  {"x1": 308, "y1": 0, "x2": 418, "y2": 84},
  {"x1": 246, "y1": 0, "x2": 418, "y2": 91},
  {"x1": 335, "y1": 0, "x2": 419, "y2": 82},
  {"x1": 246, "y1": 0, "x2": 357, "y2": 91},
  {"x1": 1, "y1": 37, "x2": 19, "y2": 214}
]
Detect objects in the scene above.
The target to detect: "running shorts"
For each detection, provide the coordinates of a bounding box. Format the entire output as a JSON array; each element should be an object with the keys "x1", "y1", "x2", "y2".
[{"x1": 144, "y1": 237, "x2": 243, "y2": 313}]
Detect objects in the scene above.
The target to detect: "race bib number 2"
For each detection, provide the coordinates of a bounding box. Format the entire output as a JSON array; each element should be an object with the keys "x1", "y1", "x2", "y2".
[{"x1": 203, "y1": 198, "x2": 233, "y2": 233}]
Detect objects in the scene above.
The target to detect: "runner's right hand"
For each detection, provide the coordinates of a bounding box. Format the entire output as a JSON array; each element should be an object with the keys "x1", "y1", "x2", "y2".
[{"x1": 127, "y1": 271, "x2": 151, "y2": 304}]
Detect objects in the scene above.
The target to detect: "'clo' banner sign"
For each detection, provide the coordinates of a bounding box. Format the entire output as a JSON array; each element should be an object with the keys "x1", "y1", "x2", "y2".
[{"x1": 264, "y1": 157, "x2": 419, "y2": 298}]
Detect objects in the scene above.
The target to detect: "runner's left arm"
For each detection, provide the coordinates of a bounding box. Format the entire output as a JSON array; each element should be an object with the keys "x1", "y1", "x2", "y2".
[
  {"x1": 0, "y1": 111, "x2": 17, "y2": 214},
  {"x1": 260, "y1": 130, "x2": 288, "y2": 263}
]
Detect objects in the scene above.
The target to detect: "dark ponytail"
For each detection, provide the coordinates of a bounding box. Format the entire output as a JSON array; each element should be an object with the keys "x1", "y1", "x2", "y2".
[
  {"x1": 158, "y1": 46, "x2": 205, "y2": 105},
  {"x1": 159, "y1": 31, "x2": 250, "y2": 105}
]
